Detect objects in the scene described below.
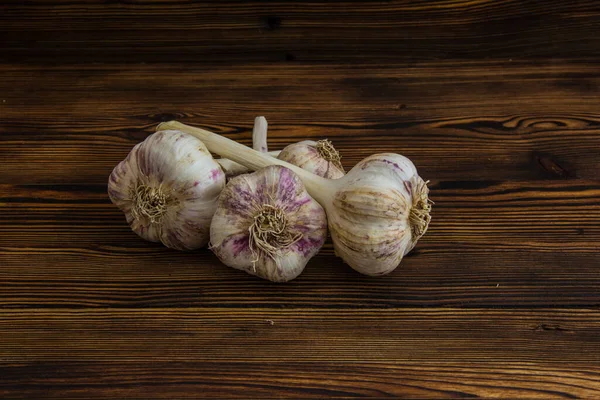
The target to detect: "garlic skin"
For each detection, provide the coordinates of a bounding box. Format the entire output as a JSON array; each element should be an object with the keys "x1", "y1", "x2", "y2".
[
  {"x1": 108, "y1": 130, "x2": 225, "y2": 250},
  {"x1": 278, "y1": 140, "x2": 345, "y2": 179},
  {"x1": 327, "y1": 153, "x2": 431, "y2": 276},
  {"x1": 156, "y1": 121, "x2": 431, "y2": 277},
  {"x1": 210, "y1": 165, "x2": 327, "y2": 282}
]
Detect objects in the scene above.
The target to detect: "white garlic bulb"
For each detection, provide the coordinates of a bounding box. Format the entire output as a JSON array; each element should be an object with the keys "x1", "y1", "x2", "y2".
[
  {"x1": 108, "y1": 129, "x2": 225, "y2": 250},
  {"x1": 278, "y1": 139, "x2": 345, "y2": 179},
  {"x1": 210, "y1": 165, "x2": 327, "y2": 282},
  {"x1": 325, "y1": 153, "x2": 431, "y2": 275},
  {"x1": 157, "y1": 121, "x2": 431, "y2": 276}
]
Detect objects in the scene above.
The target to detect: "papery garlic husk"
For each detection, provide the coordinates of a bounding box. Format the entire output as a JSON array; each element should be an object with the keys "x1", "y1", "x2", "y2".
[
  {"x1": 210, "y1": 165, "x2": 327, "y2": 282},
  {"x1": 108, "y1": 130, "x2": 225, "y2": 250},
  {"x1": 155, "y1": 120, "x2": 431, "y2": 277},
  {"x1": 327, "y1": 153, "x2": 431, "y2": 276},
  {"x1": 278, "y1": 140, "x2": 345, "y2": 179}
]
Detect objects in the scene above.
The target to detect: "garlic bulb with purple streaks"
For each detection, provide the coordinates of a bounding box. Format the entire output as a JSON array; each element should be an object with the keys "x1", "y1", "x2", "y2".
[
  {"x1": 157, "y1": 121, "x2": 432, "y2": 276},
  {"x1": 278, "y1": 139, "x2": 345, "y2": 179},
  {"x1": 210, "y1": 165, "x2": 327, "y2": 282},
  {"x1": 108, "y1": 129, "x2": 225, "y2": 250}
]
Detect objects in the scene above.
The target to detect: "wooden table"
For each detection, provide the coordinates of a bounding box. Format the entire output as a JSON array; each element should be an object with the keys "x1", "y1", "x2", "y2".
[{"x1": 2, "y1": 1, "x2": 600, "y2": 398}]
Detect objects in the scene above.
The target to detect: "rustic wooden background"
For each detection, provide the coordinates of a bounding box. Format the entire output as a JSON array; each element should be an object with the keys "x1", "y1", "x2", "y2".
[{"x1": 2, "y1": 1, "x2": 600, "y2": 398}]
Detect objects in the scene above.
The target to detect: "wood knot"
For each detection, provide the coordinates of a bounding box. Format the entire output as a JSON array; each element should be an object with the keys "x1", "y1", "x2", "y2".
[
  {"x1": 153, "y1": 112, "x2": 183, "y2": 123},
  {"x1": 263, "y1": 16, "x2": 281, "y2": 31},
  {"x1": 533, "y1": 324, "x2": 574, "y2": 334},
  {"x1": 534, "y1": 152, "x2": 574, "y2": 179}
]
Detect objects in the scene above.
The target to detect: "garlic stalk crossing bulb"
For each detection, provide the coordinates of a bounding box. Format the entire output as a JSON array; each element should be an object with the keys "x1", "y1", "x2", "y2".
[
  {"x1": 210, "y1": 165, "x2": 327, "y2": 282},
  {"x1": 214, "y1": 116, "x2": 281, "y2": 178},
  {"x1": 278, "y1": 139, "x2": 345, "y2": 179},
  {"x1": 157, "y1": 121, "x2": 432, "y2": 276},
  {"x1": 108, "y1": 129, "x2": 225, "y2": 250}
]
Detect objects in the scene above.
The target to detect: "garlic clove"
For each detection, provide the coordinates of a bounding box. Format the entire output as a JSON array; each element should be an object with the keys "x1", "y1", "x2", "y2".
[
  {"x1": 210, "y1": 165, "x2": 327, "y2": 282},
  {"x1": 278, "y1": 139, "x2": 345, "y2": 179},
  {"x1": 108, "y1": 130, "x2": 225, "y2": 250}
]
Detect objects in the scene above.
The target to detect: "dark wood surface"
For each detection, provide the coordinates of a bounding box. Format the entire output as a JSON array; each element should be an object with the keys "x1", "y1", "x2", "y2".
[{"x1": 1, "y1": 1, "x2": 600, "y2": 398}]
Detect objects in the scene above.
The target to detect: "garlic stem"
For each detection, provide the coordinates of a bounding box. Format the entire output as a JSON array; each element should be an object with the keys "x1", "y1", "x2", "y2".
[
  {"x1": 214, "y1": 116, "x2": 275, "y2": 177},
  {"x1": 157, "y1": 121, "x2": 334, "y2": 204},
  {"x1": 216, "y1": 152, "x2": 279, "y2": 176},
  {"x1": 252, "y1": 116, "x2": 268, "y2": 152}
]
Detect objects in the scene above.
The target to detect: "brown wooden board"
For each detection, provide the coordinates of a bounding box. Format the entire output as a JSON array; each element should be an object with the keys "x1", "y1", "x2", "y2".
[{"x1": 1, "y1": 1, "x2": 600, "y2": 398}]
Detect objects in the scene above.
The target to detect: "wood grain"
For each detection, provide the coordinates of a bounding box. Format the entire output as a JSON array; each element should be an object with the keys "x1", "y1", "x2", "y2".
[
  {"x1": 1, "y1": 309, "x2": 600, "y2": 398},
  {"x1": 2, "y1": 62, "x2": 600, "y2": 184},
  {"x1": 1, "y1": 308, "x2": 599, "y2": 363},
  {"x1": 1, "y1": 181, "x2": 599, "y2": 308},
  {"x1": 2, "y1": 1, "x2": 600, "y2": 63},
  {"x1": 2, "y1": 362, "x2": 599, "y2": 399},
  {"x1": 2, "y1": 1, "x2": 600, "y2": 398}
]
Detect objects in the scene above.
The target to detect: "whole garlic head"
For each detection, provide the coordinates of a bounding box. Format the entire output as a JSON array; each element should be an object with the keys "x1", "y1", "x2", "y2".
[
  {"x1": 278, "y1": 140, "x2": 345, "y2": 179},
  {"x1": 327, "y1": 153, "x2": 431, "y2": 276},
  {"x1": 108, "y1": 130, "x2": 225, "y2": 250},
  {"x1": 210, "y1": 165, "x2": 327, "y2": 282}
]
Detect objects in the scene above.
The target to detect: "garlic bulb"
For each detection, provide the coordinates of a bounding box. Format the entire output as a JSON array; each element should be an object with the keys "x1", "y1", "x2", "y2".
[
  {"x1": 323, "y1": 153, "x2": 430, "y2": 275},
  {"x1": 157, "y1": 121, "x2": 432, "y2": 276},
  {"x1": 278, "y1": 140, "x2": 345, "y2": 179},
  {"x1": 210, "y1": 165, "x2": 327, "y2": 282},
  {"x1": 108, "y1": 129, "x2": 225, "y2": 250}
]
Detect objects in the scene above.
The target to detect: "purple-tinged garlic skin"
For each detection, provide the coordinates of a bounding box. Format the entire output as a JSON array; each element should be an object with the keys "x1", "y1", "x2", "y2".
[
  {"x1": 327, "y1": 153, "x2": 430, "y2": 276},
  {"x1": 278, "y1": 140, "x2": 345, "y2": 179},
  {"x1": 153, "y1": 120, "x2": 432, "y2": 277},
  {"x1": 210, "y1": 165, "x2": 327, "y2": 282},
  {"x1": 108, "y1": 130, "x2": 225, "y2": 250}
]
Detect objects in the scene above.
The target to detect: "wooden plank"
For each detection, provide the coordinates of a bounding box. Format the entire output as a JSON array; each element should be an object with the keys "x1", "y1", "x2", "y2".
[
  {"x1": 3, "y1": 2, "x2": 600, "y2": 397},
  {"x1": 3, "y1": 250, "x2": 600, "y2": 308},
  {"x1": 1, "y1": 361, "x2": 599, "y2": 399},
  {"x1": 1, "y1": 308, "x2": 600, "y2": 363},
  {"x1": 3, "y1": 181, "x2": 598, "y2": 251},
  {"x1": 1, "y1": 181, "x2": 598, "y2": 308},
  {"x1": 1, "y1": 61, "x2": 600, "y2": 184},
  {"x1": 1, "y1": 1, "x2": 600, "y2": 63}
]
